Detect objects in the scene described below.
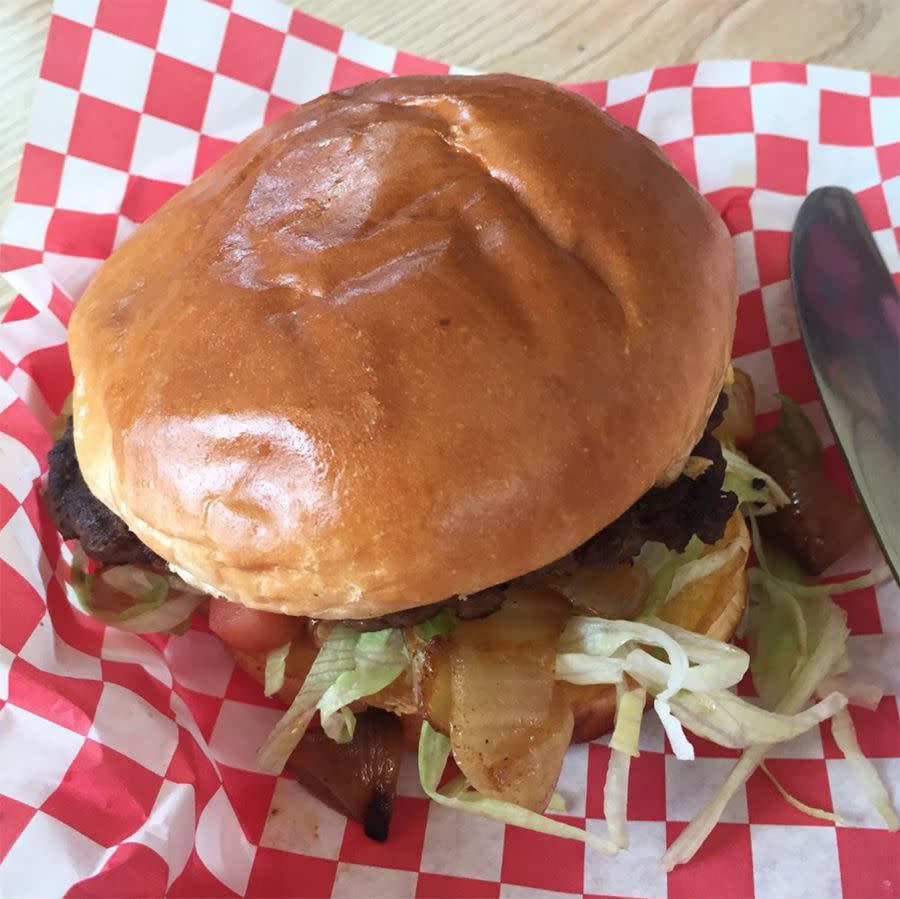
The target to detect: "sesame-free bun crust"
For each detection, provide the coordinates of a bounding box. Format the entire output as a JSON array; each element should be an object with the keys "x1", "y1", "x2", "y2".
[{"x1": 69, "y1": 74, "x2": 736, "y2": 618}]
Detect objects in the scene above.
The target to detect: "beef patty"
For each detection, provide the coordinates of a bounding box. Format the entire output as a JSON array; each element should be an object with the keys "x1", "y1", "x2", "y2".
[
  {"x1": 46, "y1": 393, "x2": 736, "y2": 629},
  {"x1": 46, "y1": 419, "x2": 164, "y2": 567}
]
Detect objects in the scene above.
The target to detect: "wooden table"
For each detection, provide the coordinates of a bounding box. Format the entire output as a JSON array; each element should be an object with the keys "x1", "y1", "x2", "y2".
[{"x1": 1, "y1": 0, "x2": 897, "y2": 313}]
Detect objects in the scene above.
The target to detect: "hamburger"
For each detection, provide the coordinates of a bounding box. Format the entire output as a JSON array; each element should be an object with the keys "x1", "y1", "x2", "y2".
[{"x1": 46, "y1": 74, "x2": 813, "y2": 853}]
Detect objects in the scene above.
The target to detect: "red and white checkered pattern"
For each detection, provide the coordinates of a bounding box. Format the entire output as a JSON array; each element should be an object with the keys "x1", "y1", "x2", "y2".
[{"x1": 1, "y1": 0, "x2": 899, "y2": 896}]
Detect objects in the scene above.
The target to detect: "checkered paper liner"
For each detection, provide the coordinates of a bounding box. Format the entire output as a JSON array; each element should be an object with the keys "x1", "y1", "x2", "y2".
[{"x1": 1, "y1": 0, "x2": 899, "y2": 896}]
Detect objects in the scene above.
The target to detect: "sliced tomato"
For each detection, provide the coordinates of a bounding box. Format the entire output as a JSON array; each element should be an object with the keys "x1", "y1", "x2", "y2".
[{"x1": 208, "y1": 596, "x2": 306, "y2": 651}]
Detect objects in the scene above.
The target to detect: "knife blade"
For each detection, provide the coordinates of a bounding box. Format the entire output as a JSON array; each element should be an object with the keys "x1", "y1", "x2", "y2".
[{"x1": 790, "y1": 186, "x2": 899, "y2": 582}]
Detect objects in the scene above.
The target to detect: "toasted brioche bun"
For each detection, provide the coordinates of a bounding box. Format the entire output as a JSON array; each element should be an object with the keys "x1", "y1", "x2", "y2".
[
  {"x1": 230, "y1": 511, "x2": 749, "y2": 747},
  {"x1": 69, "y1": 74, "x2": 736, "y2": 619}
]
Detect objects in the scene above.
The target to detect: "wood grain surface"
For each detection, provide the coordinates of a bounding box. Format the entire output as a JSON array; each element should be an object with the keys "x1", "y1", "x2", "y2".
[{"x1": 1, "y1": 0, "x2": 898, "y2": 313}]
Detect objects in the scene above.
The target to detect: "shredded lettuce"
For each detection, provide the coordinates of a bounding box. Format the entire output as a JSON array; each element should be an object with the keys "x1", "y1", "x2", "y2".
[
  {"x1": 560, "y1": 619, "x2": 691, "y2": 703},
  {"x1": 605, "y1": 685, "x2": 646, "y2": 849},
  {"x1": 639, "y1": 539, "x2": 703, "y2": 620},
  {"x1": 664, "y1": 504, "x2": 896, "y2": 870},
  {"x1": 747, "y1": 574, "x2": 808, "y2": 706},
  {"x1": 662, "y1": 596, "x2": 849, "y2": 871},
  {"x1": 668, "y1": 689, "x2": 847, "y2": 748},
  {"x1": 609, "y1": 686, "x2": 645, "y2": 758},
  {"x1": 414, "y1": 608, "x2": 457, "y2": 641},
  {"x1": 322, "y1": 705, "x2": 357, "y2": 743},
  {"x1": 763, "y1": 545, "x2": 807, "y2": 582},
  {"x1": 559, "y1": 616, "x2": 756, "y2": 760},
  {"x1": 829, "y1": 707, "x2": 899, "y2": 831},
  {"x1": 722, "y1": 446, "x2": 790, "y2": 511},
  {"x1": 547, "y1": 792, "x2": 567, "y2": 813},
  {"x1": 417, "y1": 722, "x2": 618, "y2": 854},
  {"x1": 264, "y1": 643, "x2": 291, "y2": 697},
  {"x1": 100, "y1": 565, "x2": 168, "y2": 613},
  {"x1": 755, "y1": 566, "x2": 892, "y2": 600},
  {"x1": 70, "y1": 551, "x2": 95, "y2": 612},
  {"x1": 168, "y1": 617, "x2": 192, "y2": 637},
  {"x1": 630, "y1": 617, "x2": 750, "y2": 694},
  {"x1": 558, "y1": 620, "x2": 636, "y2": 658},
  {"x1": 760, "y1": 762, "x2": 844, "y2": 824},
  {"x1": 637, "y1": 525, "x2": 745, "y2": 624},
  {"x1": 70, "y1": 551, "x2": 205, "y2": 634},
  {"x1": 818, "y1": 676, "x2": 883, "y2": 710},
  {"x1": 742, "y1": 509, "x2": 898, "y2": 837},
  {"x1": 317, "y1": 629, "x2": 408, "y2": 742},
  {"x1": 604, "y1": 750, "x2": 632, "y2": 848},
  {"x1": 635, "y1": 540, "x2": 679, "y2": 578},
  {"x1": 747, "y1": 511, "x2": 769, "y2": 571},
  {"x1": 257, "y1": 626, "x2": 359, "y2": 773},
  {"x1": 440, "y1": 773, "x2": 470, "y2": 799},
  {"x1": 722, "y1": 474, "x2": 761, "y2": 507},
  {"x1": 667, "y1": 540, "x2": 745, "y2": 605},
  {"x1": 747, "y1": 563, "x2": 891, "y2": 708},
  {"x1": 562, "y1": 619, "x2": 690, "y2": 703},
  {"x1": 555, "y1": 653, "x2": 625, "y2": 685},
  {"x1": 258, "y1": 627, "x2": 409, "y2": 769},
  {"x1": 561, "y1": 615, "x2": 694, "y2": 759}
]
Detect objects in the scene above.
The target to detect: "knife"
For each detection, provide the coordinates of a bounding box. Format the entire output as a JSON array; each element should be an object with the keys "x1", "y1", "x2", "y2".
[{"x1": 790, "y1": 186, "x2": 900, "y2": 582}]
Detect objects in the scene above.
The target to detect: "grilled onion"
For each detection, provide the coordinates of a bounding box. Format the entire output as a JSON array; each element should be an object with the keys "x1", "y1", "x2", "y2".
[
  {"x1": 287, "y1": 708, "x2": 405, "y2": 841},
  {"x1": 445, "y1": 588, "x2": 573, "y2": 812},
  {"x1": 552, "y1": 563, "x2": 648, "y2": 620},
  {"x1": 747, "y1": 429, "x2": 869, "y2": 575},
  {"x1": 415, "y1": 635, "x2": 453, "y2": 735}
]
